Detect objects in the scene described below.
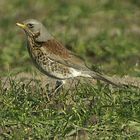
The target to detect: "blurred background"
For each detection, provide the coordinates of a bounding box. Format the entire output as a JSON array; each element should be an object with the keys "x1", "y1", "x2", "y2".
[{"x1": 0, "y1": 0, "x2": 140, "y2": 77}]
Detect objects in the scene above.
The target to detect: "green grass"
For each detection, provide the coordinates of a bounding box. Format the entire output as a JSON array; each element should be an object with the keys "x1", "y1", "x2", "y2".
[
  {"x1": 0, "y1": 0, "x2": 140, "y2": 139},
  {"x1": 0, "y1": 77, "x2": 140, "y2": 139}
]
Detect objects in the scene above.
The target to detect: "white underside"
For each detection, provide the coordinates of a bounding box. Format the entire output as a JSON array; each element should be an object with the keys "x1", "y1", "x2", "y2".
[{"x1": 69, "y1": 68, "x2": 92, "y2": 78}]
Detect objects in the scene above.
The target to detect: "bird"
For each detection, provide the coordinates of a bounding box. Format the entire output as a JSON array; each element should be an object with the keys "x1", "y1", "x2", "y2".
[{"x1": 16, "y1": 19, "x2": 119, "y2": 92}]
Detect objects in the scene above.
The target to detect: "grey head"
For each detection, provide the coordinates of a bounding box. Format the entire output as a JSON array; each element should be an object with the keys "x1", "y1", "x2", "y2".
[{"x1": 17, "y1": 19, "x2": 53, "y2": 42}]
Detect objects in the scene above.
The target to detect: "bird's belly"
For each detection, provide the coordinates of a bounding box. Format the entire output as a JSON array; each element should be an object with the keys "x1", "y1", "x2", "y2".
[{"x1": 31, "y1": 53, "x2": 78, "y2": 79}]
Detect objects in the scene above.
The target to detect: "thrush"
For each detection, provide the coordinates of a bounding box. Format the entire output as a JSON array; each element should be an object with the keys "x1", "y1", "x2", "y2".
[{"x1": 16, "y1": 19, "x2": 119, "y2": 91}]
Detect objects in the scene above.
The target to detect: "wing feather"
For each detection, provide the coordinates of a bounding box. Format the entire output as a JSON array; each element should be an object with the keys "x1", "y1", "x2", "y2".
[{"x1": 42, "y1": 39, "x2": 89, "y2": 71}]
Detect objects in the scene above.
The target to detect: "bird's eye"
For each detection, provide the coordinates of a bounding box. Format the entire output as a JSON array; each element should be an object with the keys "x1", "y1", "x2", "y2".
[{"x1": 27, "y1": 23, "x2": 34, "y2": 28}]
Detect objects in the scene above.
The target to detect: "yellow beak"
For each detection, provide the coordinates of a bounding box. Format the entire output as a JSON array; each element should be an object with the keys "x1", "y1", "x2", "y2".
[{"x1": 16, "y1": 22, "x2": 27, "y2": 29}]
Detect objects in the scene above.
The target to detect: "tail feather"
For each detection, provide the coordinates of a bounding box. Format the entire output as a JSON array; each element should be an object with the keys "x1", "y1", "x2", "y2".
[{"x1": 82, "y1": 71, "x2": 120, "y2": 87}]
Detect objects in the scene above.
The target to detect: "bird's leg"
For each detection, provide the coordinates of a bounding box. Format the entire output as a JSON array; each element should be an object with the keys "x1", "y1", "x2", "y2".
[
  {"x1": 55, "y1": 80, "x2": 65, "y2": 92},
  {"x1": 52, "y1": 80, "x2": 65, "y2": 95},
  {"x1": 47, "y1": 80, "x2": 65, "y2": 100}
]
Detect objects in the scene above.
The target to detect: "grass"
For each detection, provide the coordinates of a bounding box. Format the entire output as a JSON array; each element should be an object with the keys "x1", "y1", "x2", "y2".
[
  {"x1": 0, "y1": 0, "x2": 140, "y2": 139},
  {"x1": 0, "y1": 77, "x2": 140, "y2": 139}
]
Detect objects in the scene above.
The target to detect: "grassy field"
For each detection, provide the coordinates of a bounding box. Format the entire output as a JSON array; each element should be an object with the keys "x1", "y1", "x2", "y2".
[{"x1": 0, "y1": 0, "x2": 140, "y2": 139}]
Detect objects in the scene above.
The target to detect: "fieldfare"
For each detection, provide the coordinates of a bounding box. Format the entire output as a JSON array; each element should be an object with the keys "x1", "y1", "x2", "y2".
[{"x1": 16, "y1": 19, "x2": 119, "y2": 92}]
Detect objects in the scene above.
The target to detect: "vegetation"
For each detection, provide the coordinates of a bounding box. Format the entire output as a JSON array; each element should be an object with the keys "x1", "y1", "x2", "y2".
[{"x1": 0, "y1": 0, "x2": 140, "y2": 139}]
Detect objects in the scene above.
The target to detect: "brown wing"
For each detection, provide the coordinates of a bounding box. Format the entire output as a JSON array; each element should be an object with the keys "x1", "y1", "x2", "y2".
[{"x1": 42, "y1": 39, "x2": 89, "y2": 71}]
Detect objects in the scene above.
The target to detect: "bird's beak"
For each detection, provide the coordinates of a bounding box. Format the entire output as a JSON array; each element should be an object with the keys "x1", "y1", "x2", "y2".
[
  {"x1": 16, "y1": 22, "x2": 27, "y2": 29},
  {"x1": 16, "y1": 22, "x2": 34, "y2": 38}
]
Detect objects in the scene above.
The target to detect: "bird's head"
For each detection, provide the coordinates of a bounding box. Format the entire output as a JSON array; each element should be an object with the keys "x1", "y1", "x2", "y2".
[{"x1": 16, "y1": 19, "x2": 53, "y2": 42}]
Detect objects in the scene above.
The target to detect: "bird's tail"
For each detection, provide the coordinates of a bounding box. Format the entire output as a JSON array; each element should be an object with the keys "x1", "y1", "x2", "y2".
[{"x1": 81, "y1": 70, "x2": 120, "y2": 87}]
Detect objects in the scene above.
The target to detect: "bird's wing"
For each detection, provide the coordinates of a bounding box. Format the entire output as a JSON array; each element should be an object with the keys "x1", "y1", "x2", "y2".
[
  {"x1": 42, "y1": 39, "x2": 89, "y2": 71},
  {"x1": 41, "y1": 39, "x2": 120, "y2": 86}
]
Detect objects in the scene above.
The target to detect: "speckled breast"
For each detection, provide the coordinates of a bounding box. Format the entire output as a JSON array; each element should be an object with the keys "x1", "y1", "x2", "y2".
[{"x1": 27, "y1": 38, "x2": 72, "y2": 80}]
